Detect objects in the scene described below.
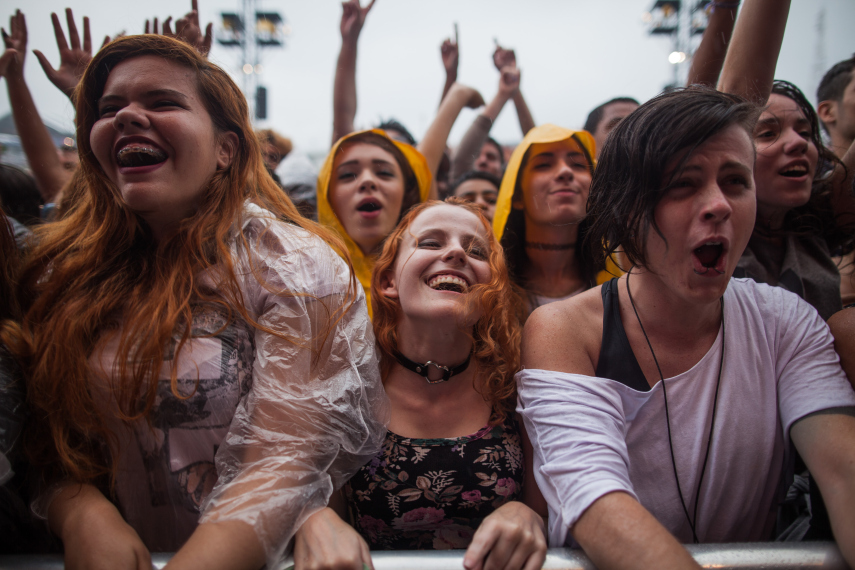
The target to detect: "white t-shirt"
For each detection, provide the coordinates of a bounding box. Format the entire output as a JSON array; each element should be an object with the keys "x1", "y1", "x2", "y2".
[{"x1": 517, "y1": 278, "x2": 855, "y2": 546}]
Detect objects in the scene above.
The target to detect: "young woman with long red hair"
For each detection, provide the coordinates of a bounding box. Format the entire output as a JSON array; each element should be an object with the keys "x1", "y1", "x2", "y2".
[
  {"x1": 293, "y1": 199, "x2": 547, "y2": 570},
  {"x1": 8, "y1": 35, "x2": 388, "y2": 570}
]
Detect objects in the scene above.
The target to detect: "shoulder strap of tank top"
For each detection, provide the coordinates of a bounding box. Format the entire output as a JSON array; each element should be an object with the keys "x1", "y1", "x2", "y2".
[{"x1": 594, "y1": 278, "x2": 650, "y2": 392}]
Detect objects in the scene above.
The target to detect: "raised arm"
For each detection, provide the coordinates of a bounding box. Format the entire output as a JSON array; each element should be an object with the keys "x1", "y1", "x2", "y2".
[
  {"x1": 717, "y1": 0, "x2": 790, "y2": 104},
  {"x1": 418, "y1": 82, "x2": 484, "y2": 199},
  {"x1": 494, "y1": 45, "x2": 535, "y2": 135},
  {"x1": 1, "y1": 10, "x2": 70, "y2": 203},
  {"x1": 332, "y1": 0, "x2": 375, "y2": 146},
  {"x1": 160, "y1": 0, "x2": 214, "y2": 56},
  {"x1": 791, "y1": 410, "x2": 855, "y2": 567},
  {"x1": 32, "y1": 9, "x2": 102, "y2": 101},
  {"x1": 686, "y1": 2, "x2": 740, "y2": 87},
  {"x1": 439, "y1": 25, "x2": 458, "y2": 104},
  {"x1": 449, "y1": 52, "x2": 522, "y2": 180}
]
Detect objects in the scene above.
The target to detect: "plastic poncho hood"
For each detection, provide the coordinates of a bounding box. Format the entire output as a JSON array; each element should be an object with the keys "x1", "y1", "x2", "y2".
[{"x1": 317, "y1": 129, "x2": 432, "y2": 316}]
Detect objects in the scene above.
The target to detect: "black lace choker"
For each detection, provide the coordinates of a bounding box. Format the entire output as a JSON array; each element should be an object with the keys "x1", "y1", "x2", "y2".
[{"x1": 394, "y1": 351, "x2": 472, "y2": 384}]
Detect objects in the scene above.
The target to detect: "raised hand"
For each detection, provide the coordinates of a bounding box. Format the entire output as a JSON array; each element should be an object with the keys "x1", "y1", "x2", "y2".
[
  {"x1": 340, "y1": 0, "x2": 375, "y2": 43},
  {"x1": 498, "y1": 66, "x2": 521, "y2": 97},
  {"x1": 0, "y1": 10, "x2": 27, "y2": 78},
  {"x1": 441, "y1": 38, "x2": 458, "y2": 76},
  {"x1": 493, "y1": 43, "x2": 517, "y2": 72},
  {"x1": 32, "y1": 9, "x2": 96, "y2": 100},
  {"x1": 162, "y1": 0, "x2": 213, "y2": 56}
]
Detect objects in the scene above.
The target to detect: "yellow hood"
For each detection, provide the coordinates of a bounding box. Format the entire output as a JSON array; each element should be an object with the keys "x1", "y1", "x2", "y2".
[
  {"x1": 491, "y1": 124, "x2": 620, "y2": 285},
  {"x1": 317, "y1": 129, "x2": 432, "y2": 316}
]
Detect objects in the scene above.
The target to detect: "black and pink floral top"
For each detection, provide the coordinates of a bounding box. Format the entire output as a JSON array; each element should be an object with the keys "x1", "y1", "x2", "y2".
[{"x1": 344, "y1": 417, "x2": 525, "y2": 550}]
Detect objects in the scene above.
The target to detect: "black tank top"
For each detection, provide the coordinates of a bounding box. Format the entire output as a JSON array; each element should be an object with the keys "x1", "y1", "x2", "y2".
[{"x1": 594, "y1": 278, "x2": 650, "y2": 392}]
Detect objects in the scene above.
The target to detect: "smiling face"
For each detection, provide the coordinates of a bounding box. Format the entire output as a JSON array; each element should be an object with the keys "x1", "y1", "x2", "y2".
[
  {"x1": 329, "y1": 141, "x2": 406, "y2": 255},
  {"x1": 643, "y1": 124, "x2": 756, "y2": 303},
  {"x1": 753, "y1": 93, "x2": 819, "y2": 227},
  {"x1": 89, "y1": 55, "x2": 234, "y2": 239},
  {"x1": 380, "y1": 204, "x2": 491, "y2": 325},
  {"x1": 515, "y1": 138, "x2": 592, "y2": 229}
]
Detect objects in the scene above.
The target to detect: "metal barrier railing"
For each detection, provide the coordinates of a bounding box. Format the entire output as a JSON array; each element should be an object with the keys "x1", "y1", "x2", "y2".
[{"x1": 0, "y1": 542, "x2": 848, "y2": 569}]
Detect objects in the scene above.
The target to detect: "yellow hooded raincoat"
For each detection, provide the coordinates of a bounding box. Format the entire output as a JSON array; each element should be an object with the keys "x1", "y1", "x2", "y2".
[
  {"x1": 317, "y1": 129, "x2": 432, "y2": 317},
  {"x1": 492, "y1": 124, "x2": 621, "y2": 288}
]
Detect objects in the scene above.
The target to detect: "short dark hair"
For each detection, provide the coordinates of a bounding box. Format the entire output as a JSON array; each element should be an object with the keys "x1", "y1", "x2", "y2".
[
  {"x1": 817, "y1": 54, "x2": 855, "y2": 134},
  {"x1": 585, "y1": 86, "x2": 759, "y2": 270},
  {"x1": 583, "y1": 97, "x2": 640, "y2": 134},
  {"x1": 450, "y1": 170, "x2": 502, "y2": 195},
  {"x1": 817, "y1": 54, "x2": 855, "y2": 104},
  {"x1": 376, "y1": 118, "x2": 417, "y2": 146}
]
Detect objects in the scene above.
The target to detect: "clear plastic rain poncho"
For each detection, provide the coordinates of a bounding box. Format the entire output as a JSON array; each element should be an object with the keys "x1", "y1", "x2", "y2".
[{"x1": 85, "y1": 203, "x2": 389, "y2": 566}]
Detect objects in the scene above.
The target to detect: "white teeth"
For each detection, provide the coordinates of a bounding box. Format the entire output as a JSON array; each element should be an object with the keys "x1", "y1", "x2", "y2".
[
  {"x1": 427, "y1": 274, "x2": 468, "y2": 291},
  {"x1": 704, "y1": 241, "x2": 722, "y2": 246}
]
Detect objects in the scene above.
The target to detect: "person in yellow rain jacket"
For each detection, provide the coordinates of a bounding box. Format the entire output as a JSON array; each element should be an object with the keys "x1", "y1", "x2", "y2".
[
  {"x1": 492, "y1": 124, "x2": 620, "y2": 317},
  {"x1": 317, "y1": 129, "x2": 432, "y2": 316}
]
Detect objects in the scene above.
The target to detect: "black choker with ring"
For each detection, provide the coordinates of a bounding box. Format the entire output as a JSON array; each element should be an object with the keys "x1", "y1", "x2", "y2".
[
  {"x1": 626, "y1": 270, "x2": 725, "y2": 544},
  {"x1": 394, "y1": 351, "x2": 471, "y2": 384},
  {"x1": 523, "y1": 241, "x2": 576, "y2": 251}
]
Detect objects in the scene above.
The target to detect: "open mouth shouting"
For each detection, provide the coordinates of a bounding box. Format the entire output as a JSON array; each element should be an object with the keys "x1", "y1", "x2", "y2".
[
  {"x1": 426, "y1": 273, "x2": 470, "y2": 294},
  {"x1": 115, "y1": 138, "x2": 168, "y2": 171},
  {"x1": 356, "y1": 197, "x2": 383, "y2": 217},
  {"x1": 692, "y1": 240, "x2": 727, "y2": 276}
]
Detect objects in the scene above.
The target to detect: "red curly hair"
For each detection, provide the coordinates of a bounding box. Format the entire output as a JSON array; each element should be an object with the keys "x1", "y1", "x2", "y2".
[
  {"x1": 371, "y1": 198, "x2": 522, "y2": 424},
  {"x1": 7, "y1": 35, "x2": 355, "y2": 486}
]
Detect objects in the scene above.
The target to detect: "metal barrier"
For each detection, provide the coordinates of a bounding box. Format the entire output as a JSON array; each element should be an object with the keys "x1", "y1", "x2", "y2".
[{"x1": 0, "y1": 543, "x2": 848, "y2": 569}]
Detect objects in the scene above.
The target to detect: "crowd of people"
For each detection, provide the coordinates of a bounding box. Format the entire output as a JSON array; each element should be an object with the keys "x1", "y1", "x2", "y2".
[{"x1": 0, "y1": 0, "x2": 854, "y2": 569}]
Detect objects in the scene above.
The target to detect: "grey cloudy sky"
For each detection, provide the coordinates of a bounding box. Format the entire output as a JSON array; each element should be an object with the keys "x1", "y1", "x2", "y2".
[{"x1": 1, "y1": 0, "x2": 853, "y2": 155}]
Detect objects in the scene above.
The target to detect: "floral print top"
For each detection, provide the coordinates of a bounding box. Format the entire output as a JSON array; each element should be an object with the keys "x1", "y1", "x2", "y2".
[{"x1": 344, "y1": 417, "x2": 524, "y2": 550}]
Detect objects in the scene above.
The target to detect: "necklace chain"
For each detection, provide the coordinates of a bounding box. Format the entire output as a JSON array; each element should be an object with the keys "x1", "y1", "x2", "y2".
[{"x1": 625, "y1": 271, "x2": 725, "y2": 544}]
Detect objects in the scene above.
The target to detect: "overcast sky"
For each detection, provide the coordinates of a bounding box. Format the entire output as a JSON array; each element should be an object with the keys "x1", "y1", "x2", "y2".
[{"x1": 1, "y1": 0, "x2": 853, "y2": 155}]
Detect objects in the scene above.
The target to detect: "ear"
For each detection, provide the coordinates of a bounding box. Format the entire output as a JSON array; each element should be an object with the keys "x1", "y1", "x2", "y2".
[
  {"x1": 217, "y1": 132, "x2": 240, "y2": 169},
  {"x1": 817, "y1": 100, "x2": 837, "y2": 128},
  {"x1": 379, "y1": 269, "x2": 399, "y2": 300},
  {"x1": 512, "y1": 195, "x2": 525, "y2": 211}
]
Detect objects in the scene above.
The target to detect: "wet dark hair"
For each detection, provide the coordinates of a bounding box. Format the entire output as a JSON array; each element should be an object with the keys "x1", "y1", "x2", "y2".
[
  {"x1": 450, "y1": 170, "x2": 501, "y2": 195},
  {"x1": 584, "y1": 97, "x2": 640, "y2": 134},
  {"x1": 376, "y1": 118, "x2": 416, "y2": 146},
  {"x1": 586, "y1": 86, "x2": 759, "y2": 269},
  {"x1": 769, "y1": 80, "x2": 849, "y2": 247},
  {"x1": 482, "y1": 137, "x2": 505, "y2": 169},
  {"x1": 0, "y1": 165, "x2": 43, "y2": 227}
]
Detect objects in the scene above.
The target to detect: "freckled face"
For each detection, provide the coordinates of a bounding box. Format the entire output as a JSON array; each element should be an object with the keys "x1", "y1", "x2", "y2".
[
  {"x1": 329, "y1": 142, "x2": 406, "y2": 255},
  {"x1": 381, "y1": 204, "x2": 492, "y2": 325},
  {"x1": 90, "y1": 55, "x2": 233, "y2": 238}
]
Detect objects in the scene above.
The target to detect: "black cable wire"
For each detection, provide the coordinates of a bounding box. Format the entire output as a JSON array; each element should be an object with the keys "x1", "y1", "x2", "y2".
[{"x1": 625, "y1": 270, "x2": 724, "y2": 544}]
